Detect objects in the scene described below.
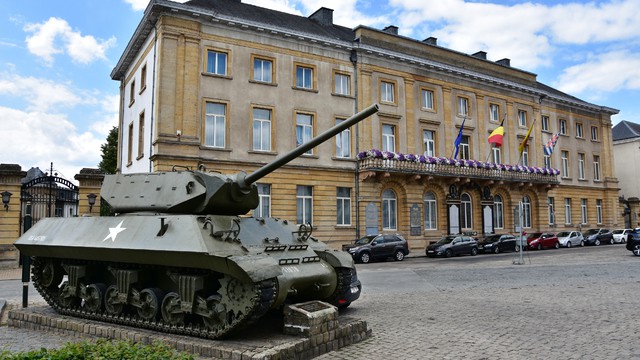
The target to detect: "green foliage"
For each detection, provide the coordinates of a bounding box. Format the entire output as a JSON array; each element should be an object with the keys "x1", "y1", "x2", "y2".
[
  {"x1": 0, "y1": 339, "x2": 194, "y2": 360},
  {"x1": 98, "y1": 126, "x2": 118, "y2": 174}
]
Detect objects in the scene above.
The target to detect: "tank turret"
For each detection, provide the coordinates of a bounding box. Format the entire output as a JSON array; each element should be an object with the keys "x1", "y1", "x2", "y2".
[
  {"x1": 101, "y1": 103, "x2": 379, "y2": 215},
  {"x1": 14, "y1": 104, "x2": 378, "y2": 339}
]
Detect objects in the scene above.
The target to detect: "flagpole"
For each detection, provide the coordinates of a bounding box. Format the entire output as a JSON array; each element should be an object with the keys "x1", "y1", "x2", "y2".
[{"x1": 451, "y1": 116, "x2": 466, "y2": 159}]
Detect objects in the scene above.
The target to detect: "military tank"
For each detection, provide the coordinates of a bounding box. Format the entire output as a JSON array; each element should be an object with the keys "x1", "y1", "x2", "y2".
[{"x1": 14, "y1": 104, "x2": 379, "y2": 339}]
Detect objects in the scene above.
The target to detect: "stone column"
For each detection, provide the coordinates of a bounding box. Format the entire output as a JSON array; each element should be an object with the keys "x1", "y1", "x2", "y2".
[
  {"x1": 74, "y1": 168, "x2": 105, "y2": 216},
  {"x1": 0, "y1": 164, "x2": 27, "y2": 267}
]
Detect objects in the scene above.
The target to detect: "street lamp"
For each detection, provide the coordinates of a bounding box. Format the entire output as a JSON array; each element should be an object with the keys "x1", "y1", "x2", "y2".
[
  {"x1": 1, "y1": 191, "x2": 12, "y2": 212},
  {"x1": 87, "y1": 193, "x2": 97, "y2": 213}
]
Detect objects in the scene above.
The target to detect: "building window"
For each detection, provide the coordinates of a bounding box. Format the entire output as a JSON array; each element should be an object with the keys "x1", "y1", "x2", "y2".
[
  {"x1": 137, "y1": 111, "x2": 144, "y2": 158},
  {"x1": 336, "y1": 187, "x2": 351, "y2": 226},
  {"x1": 461, "y1": 193, "x2": 472, "y2": 230},
  {"x1": 544, "y1": 154, "x2": 551, "y2": 169},
  {"x1": 254, "y1": 183, "x2": 271, "y2": 218},
  {"x1": 140, "y1": 64, "x2": 147, "y2": 93},
  {"x1": 578, "y1": 153, "x2": 586, "y2": 179},
  {"x1": 581, "y1": 199, "x2": 588, "y2": 224},
  {"x1": 296, "y1": 113, "x2": 313, "y2": 155},
  {"x1": 252, "y1": 107, "x2": 272, "y2": 152},
  {"x1": 296, "y1": 185, "x2": 313, "y2": 225},
  {"x1": 457, "y1": 97, "x2": 469, "y2": 117},
  {"x1": 253, "y1": 57, "x2": 273, "y2": 83},
  {"x1": 423, "y1": 130, "x2": 435, "y2": 157},
  {"x1": 492, "y1": 147, "x2": 501, "y2": 164},
  {"x1": 593, "y1": 155, "x2": 601, "y2": 181},
  {"x1": 522, "y1": 196, "x2": 531, "y2": 228},
  {"x1": 541, "y1": 115, "x2": 549, "y2": 132},
  {"x1": 295, "y1": 65, "x2": 314, "y2": 89},
  {"x1": 559, "y1": 119, "x2": 567, "y2": 135},
  {"x1": 129, "y1": 80, "x2": 135, "y2": 105},
  {"x1": 382, "y1": 189, "x2": 397, "y2": 230},
  {"x1": 381, "y1": 81, "x2": 395, "y2": 103},
  {"x1": 422, "y1": 89, "x2": 435, "y2": 110},
  {"x1": 548, "y1": 197, "x2": 555, "y2": 225},
  {"x1": 382, "y1": 124, "x2": 396, "y2": 152},
  {"x1": 565, "y1": 198, "x2": 572, "y2": 224},
  {"x1": 561, "y1": 151, "x2": 569, "y2": 178},
  {"x1": 204, "y1": 102, "x2": 226, "y2": 148},
  {"x1": 521, "y1": 145, "x2": 529, "y2": 166},
  {"x1": 127, "y1": 122, "x2": 133, "y2": 165},
  {"x1": 424, "y1": 192, "x2": 437, "y2": 230},
  {"x1": 518, "y1": 110, "x2": 527, "y2": 127},
  {"x1": 206, "y1": 49, "x2": 228, "y2": 76},
  {"x1": 489, "y1": 104, "x2": 500, "y2": 122},
  {"x1": 591, "y1": 126, "x2": 599, "y2": 141},
  {"x1": 459, "y1": 135, "x2": 470, "y2": 160},
  {"x1": 576, "y1": 123, "x2": 584, "y2": 138},
  {"x1": 494, "y1": 195, "x2": 504, "y2": 229},
  {"x1": 334, "y1": 72, "x2": 350, "y2": 96},
  {"x1": 596, "y1": 199, "x2": 603, "y2": 224},
  {"x1": 335, "y1": 118, "x2": 350, "y2": 158}
]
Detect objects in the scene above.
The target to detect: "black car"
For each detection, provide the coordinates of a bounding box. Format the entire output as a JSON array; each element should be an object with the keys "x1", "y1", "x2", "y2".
[
  {"x1": 582, "y1": 228, "x2": 614, "y2": 246},
  {"x1": 426, "y1": 235, "x2": 478, "y2": 258},
  {"x1": 626, "y1": 228, "x2": 640, "y2": 256},
  {"x1": 478, "y1": 234, "x2": 517, "y2": 254},
  {"x1": 344, "y1": 234, "x2": 410, "y2": 263}
]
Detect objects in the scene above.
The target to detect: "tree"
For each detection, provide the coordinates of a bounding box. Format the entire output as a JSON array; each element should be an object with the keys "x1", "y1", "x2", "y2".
[{"x1": 98, "y1": 126, "x2": 118, "y2": 174}]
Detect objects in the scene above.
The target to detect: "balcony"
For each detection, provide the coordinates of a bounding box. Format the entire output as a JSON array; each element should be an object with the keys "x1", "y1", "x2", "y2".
[{"x1": 357, "y1": 150, "x2": 560, "y2": 185}]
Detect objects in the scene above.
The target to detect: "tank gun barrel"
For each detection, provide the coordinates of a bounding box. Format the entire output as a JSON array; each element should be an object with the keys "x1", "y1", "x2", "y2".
[{"x1": 239, "y1": 103, "x2": 379, "y2": 189}]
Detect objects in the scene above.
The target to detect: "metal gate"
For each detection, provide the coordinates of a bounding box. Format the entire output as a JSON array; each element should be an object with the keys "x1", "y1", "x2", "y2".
[{"x1": 19, "y1": 168, "x2": 79, "y2": 235}]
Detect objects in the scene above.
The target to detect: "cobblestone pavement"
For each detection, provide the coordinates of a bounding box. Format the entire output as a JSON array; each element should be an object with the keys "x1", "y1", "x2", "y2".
[
  {"x1": 1, "y1": 245, "x2": 639, "y2": 359},
  {"x1": 317, "y1": 245, "x2": 640, "y2": 360}
]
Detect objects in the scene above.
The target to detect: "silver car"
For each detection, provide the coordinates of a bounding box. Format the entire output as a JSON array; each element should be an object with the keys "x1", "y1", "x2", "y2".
[{"x1": 556, "y1": 231, "x2": 584, "y2": 248}]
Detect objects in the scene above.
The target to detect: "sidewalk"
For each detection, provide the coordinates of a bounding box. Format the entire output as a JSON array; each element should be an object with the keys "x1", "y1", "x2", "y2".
[{"x1": 0, "y1": 267, "x2": 22, "y2": 281}]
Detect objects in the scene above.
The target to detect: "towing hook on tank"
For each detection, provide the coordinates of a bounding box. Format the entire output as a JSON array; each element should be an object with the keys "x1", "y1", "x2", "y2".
[
  {"x1": 157, "y1": 217, "x2": 169, "y2": 236},
  {"x1": 314, "y1": 283, "x2": 331, "y2": 291},
  {"x1": 287, "y1": 288, "x2": 298, "y2": 296}
]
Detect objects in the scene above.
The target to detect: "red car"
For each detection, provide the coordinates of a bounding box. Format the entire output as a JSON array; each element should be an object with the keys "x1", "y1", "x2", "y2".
[{"x1": 526, "y1": 232, "x2": 560, "y2": 250}]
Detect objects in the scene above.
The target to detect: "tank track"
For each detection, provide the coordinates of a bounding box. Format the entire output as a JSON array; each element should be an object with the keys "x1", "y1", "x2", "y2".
[{"x1": 30, "y1": 257, "x2": 276, "y2": 339}]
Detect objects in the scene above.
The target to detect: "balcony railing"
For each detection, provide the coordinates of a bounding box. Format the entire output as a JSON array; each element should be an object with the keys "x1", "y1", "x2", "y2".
[{"x1": 357, "y1": 150, "x2": 560, "y2": 185}]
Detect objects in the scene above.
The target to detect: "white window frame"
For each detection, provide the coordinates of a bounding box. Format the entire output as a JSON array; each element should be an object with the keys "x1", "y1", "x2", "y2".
[
  {"x1": 593, "y1": 155, "x2": 601, "y2": 181},
  {"x1": 591, "y1": 126, "x2": 599, "y2": 141},
  {"x1": 576, "y1": 123, "x2": 584, "y2": 138},
  {"x1": 492, "y1": 147, "x2": 501, "y2": 164},
  {"x1": 204, "y1": 102, "x2": 226, "y2": 148},
  {"x1": 596, "y1": 199, "x2": 603, "y2": 224},
  {"x1": 422, "y1": 89, "x2": 434, "y2": 110},
  {"x1": 494, "y1": 195, "x2": 504, "y2": 229},
  {"x1": 423, "y1": 130, "x2": 435, "y2": 157},
  {"x1": 548, "y1": 197, "x2": 555, "y2": 225},
  {"x1": 541, "y1": 115, "x2": 549, "y2": 132},
  {"x1": 252, "y1": 108, "x2": 271, "y2": 152},
  {"x1": 253, "y1": 57, "x2": 273, "y2": 83},
  {"x1": 382, "y1": 189, "x2": 397, "y2": 230},
  {"x1": 334, "y1": 73, "x2": 350, "y2": 96},
  {"x1": 336, "y1": 187, "x2": 351, "y2": 226},
  {"x1": 206, "y1": 50, "x2": 228, "y2": 76},
  {"x1": 565, "y1": 198, "x2": 572, "y2": 224},
  {"x1": 296, "y1": 113, "x2": 313, "y2": 155},
  {"x1": 561, "y1": 151, "x2": 569, "y2": 178},
  {"x1": 489, "y1": 104, "x2": 500, "y2": 122},
  {"x1": 581, "y1": 199, "x2": 588, "y2": 224},
  {"x1": 578, "y1": 153, "x2": 585, "y2": 179},
  {"x1": 522, "y1": 196, "x2": 531, "y2": 228},
  {"x1": 559, "y1": 119, "x2": 567, "y2": 135},
  {"x1": 254, "y1": 183, "x2": 271, "y2": 218},
  {"x1": 296, "y1": 65, "x2": 313, "y2": 89},
  {"x1": 522, "y1": 145, "x2": 529, "y2": 166},
  {"x1": 382, "y1": 124, "x2": 396, "y2": 152},
  {"x1": 457, "y1": 97, "x2": 469, "y2": 117},
  {"x1": 518, "y1": 110, "x2": 527, "y2": 127},
  {"x1": 335, "y1": 118, "x2": 351, "y2": 158},
  {"x1": 424, "y1": 191, "x2": 437, "y2": 230},
  {"x1": 544, "y1": 154, "x2": 551, "y2": 169},
  {"x1": 296, "y1": 185, "x2": 313, "y2": 225},
  {"x1": 461, "y1": 193, "x2": 473, "y2": 230},
  {"x1": 381, "y1": 81, "x2": 395, "y2": 103},
  {"x1": 459, "y1": 135, "x2": 470, "y2": 160}
]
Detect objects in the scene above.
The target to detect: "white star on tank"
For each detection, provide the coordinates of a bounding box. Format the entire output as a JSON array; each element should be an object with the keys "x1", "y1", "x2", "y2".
[{"x1": 103, "y1": 220, "x2": 127, "y2": 242}]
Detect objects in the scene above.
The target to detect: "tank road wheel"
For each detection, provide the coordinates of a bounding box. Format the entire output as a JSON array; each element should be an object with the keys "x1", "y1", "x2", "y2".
[
  {"x1": 83, "y1": 283, "x2": 107, "y2": 313},
  {"x1": 40, "y1": 260, "x2": 64, "y2": 289},
  {"x1": 137, "y1": 288, "x2": 164, "y2": 321},
  {"x1": 201, "y1": 294, "x2": 227, "y2": 331},
  {"x1": 104, "y1": 285, "x2": 124, "y2": 316},
  {"x1": 161, "y1": 292, "x2": 185, "y2": 326},
  {"x1": 59, "y1": 282, "x2": 80, "y2": 309}
]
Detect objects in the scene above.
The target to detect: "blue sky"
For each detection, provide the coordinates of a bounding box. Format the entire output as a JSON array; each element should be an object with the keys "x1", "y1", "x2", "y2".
[{"x1": 1, "y1": 0, "x2": 639, "y2": 181}]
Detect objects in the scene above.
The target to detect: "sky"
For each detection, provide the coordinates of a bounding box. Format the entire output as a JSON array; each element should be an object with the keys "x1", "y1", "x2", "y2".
[{"x1": 1, "y1": 0, "x2": 639, "y2": 182}]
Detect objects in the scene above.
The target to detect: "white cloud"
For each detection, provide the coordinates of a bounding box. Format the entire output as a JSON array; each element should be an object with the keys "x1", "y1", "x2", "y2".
[
  {"x1": 24, "y1": 17, "x2": 116, "y2": 65},
  {"x1": 0, "y1": 73, "x2": 85, "y2": 112},
  {"x1": 556, "y1": 50, "x2": 640, "y2": 95},
  {"x1": 0, "y1": 106, "x2": 103, "y2": 181}
]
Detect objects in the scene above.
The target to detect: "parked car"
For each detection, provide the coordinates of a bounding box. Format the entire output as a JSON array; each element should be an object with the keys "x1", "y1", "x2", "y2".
[
  {"x1": 625, "y1": 228, "x2": 640, "y2": 256},
  {"x1": 526, "y1": 232, "x2": 560, "y2": 250},
  {"x1": 426, "y1": 235, "x2": 478, "y2": 258},
  {"x1": 478, "y1": 234, "x2": 517, "y2": 254},
  {"x1": 582, "y1": 228, "x2": 614, "y2": 246},
  {"x1": 556, "y1": 231, "x2": 584, "y2": 248},
  {"x1": 612, "y1": 229, "x2": 632, "y2": 243},
  {"x1": 343, "y1": 234, "x2": 410, "y2": 263}
]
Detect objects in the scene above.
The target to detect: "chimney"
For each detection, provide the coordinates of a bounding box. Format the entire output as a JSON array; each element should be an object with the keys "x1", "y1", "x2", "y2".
[
  {"x1": 496, "y1": 58, "x2": 511, "y2": 67},
  {"x1": 472, "y1": 51, "x2": 487, "y2": 60},
  {"x1": 383, "y1": 25, "x2": 398, "y2": 35},
  {"x1": 309, "y1": 7, "x2": 333, "y2": 26},
  {"x1": 422, "y1": 37, "x2": 437, "y2": 46}
]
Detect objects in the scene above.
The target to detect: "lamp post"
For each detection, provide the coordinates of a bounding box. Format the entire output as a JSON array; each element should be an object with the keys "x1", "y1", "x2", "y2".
[
  {"x1": 1, "y1": 191, "x2": 12, "y2": 211},
  {"x1": 87, "y1": 193, "x2": 97, "y2": 213}
]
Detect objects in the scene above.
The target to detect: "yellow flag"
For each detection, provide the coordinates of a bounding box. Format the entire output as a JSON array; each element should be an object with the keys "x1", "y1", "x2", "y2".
[{"x1": 518, "y1": 119, "x2": 535, "y2": 156}]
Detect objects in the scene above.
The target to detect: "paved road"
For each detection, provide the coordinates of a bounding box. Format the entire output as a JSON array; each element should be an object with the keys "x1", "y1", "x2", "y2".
[{"x1": 1, "y1": 244, "x2": 639, "y2": 359}]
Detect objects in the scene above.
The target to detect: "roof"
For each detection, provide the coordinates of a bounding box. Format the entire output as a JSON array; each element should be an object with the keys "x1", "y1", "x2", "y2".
[{"x1": 613, "y1": 120, "x2": 640, "y2": 141}]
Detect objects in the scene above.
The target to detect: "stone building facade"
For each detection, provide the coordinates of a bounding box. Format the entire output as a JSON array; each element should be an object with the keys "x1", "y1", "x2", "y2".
[{"x1": 111, "y1": 0, "x2": 619, "y2": 251}]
